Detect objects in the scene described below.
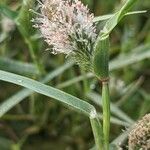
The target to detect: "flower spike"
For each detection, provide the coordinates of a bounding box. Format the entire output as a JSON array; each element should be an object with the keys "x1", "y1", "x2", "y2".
[{"x1": 34, "y1": 0, "x2": 97, "y2": 71}]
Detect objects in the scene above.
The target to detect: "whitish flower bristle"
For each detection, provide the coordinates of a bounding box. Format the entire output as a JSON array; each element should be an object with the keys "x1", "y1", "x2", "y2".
[{"x1": 34, "y1": 0, "x2": 97, "y2": 70}]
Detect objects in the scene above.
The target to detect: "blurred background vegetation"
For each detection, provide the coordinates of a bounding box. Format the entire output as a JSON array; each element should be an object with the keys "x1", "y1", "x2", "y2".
[{"x1": 0, "y1": 0, "x2": 150, "y2": 149}]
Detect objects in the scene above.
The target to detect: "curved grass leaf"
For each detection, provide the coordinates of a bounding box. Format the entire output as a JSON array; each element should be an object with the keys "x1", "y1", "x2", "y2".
[
  {"x1": 0, "y1": 70, "x2": 96, "y2": 117},
  {"x1": 0, "y1": 57, "x2": 39, "y2": 76},
  {"x1": 99, "y1": 0, "x2": 139, "y2": 40},
  {"x1": 93, "y1": 14, "x2": 112, "y2": 22},
  {"x1": 110, "y1": 44, "x2": 150, "y2": 70},
  {"x1": 0, "y1": 68, "x2": 104, "y2": 149},
  {"x1": 0, "y1": 89, "x2": 33, "y2": 118},
  {"x1": 93, "y1": 10, "x2": 146, "y2": 22},
  {"x1": 0, "y1": 61, "x2": 74, "y2": 117}
]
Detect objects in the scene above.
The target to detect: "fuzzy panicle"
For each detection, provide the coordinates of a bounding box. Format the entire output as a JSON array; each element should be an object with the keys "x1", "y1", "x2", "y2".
[
  {"x1": 33, "y1": 0, "x2": 97, "y2": 71},
  {"x1": 128, "y1": 113, "x2": 150, "y2": 150}
]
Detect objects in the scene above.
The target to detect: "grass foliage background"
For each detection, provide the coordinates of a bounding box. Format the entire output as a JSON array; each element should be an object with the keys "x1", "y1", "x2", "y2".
[{"x1": 0, "y1": 0, "x2": 150, "y2": 149}]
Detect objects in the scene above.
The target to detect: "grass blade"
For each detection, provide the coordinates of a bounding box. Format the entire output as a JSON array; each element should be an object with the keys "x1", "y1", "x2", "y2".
[
  {"x1": 0, "y1": 61, "x2": 74, "y2": 117},
  {"x1": 110, "y1": 44, "x2": 150, "y2": 70},
  {"x1": 0, "y1": 70, "x2": 96, "y2": 116},
  {"x1": 0, "y1": 89, "x2": 32, "y2": 118},
  {"x1": 0, "y1": 57, "x2": 39, "y2": 76},
  {"x1": 93, "y1": 10, "x2": 146, "y2": 22},
  {"x1": 99, "y1": 0, "x2": 138, "y2": 39}
]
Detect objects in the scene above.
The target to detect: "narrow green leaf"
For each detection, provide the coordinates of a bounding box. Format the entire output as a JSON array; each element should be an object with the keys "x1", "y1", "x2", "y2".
[
  {"x1": 99, "y1": 0, "x2": 138, "y2": 40},
  {"x1": 125, "y1": 10, "x2": 147, "y2": 16},
  {"x1": 110, "y1": 44, "x2": 150, "y2": 70},
  {"x1": 42, "y1": 60, "x2": 75, "y2": 83},
  {"x1": 116, "y1": 77, "x2": 144, "y2": 107},
  {"x1": 0, "y1": 61, "x2": 74, "y2": 117},
  {"x1": 93, "y1": 10, "x2": 146, "y2": 22},
  {"x1": 0, "y1": 57, "x2": 39, "y2": 76},
  {"x1": 0, "y1": 70, "x2": 96, "y2": 117},
  {"x1": 93, "y1": 14, "x2": 112, "y2": 22},
  {"x1": 0, "y1": 69, "x2": 104, "y2": 148},
  {"x1": 0, "y1": 89, "x2": 32, "y2": 118},
  {"x1": 57, "y1": 73, "x2": 93, "y2": 89},
  {"x1": 90, "y1": 117, "x2": 104, "y2": 150},
  {"x1": 119, "y1": 0, "x2": 139, "y2": 16}
]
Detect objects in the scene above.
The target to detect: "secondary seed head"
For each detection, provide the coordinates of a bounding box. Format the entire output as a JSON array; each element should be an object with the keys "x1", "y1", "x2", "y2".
[{"x1": 128, "y1": 113, "x2": 150, "y2": 150}]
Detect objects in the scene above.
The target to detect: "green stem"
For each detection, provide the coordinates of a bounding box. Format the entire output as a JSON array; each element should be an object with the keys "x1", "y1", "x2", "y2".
[
  {"x1": 102, "y1": 81, "x2": 110, "y2": 150},
  {"x1": 90, "y1": 115, "x2": 104, "y2": 150}
]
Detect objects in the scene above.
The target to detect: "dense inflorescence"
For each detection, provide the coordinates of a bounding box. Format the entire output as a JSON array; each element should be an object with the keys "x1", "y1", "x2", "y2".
[
  {"x1": 33, "y1": 0, "x2": 97, "y2": 71},
  {"x1": 128, "y1": 113, "x2": 150, "y2": 150}
]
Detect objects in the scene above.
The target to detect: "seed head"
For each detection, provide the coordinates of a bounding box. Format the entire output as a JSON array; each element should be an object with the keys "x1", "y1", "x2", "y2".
[
  {"x1": 34, "y1": 0, "x2": 97, "y2": 71},
  {"x1": 128, "y1": 113, "x2": 150, "y2": 150}
]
